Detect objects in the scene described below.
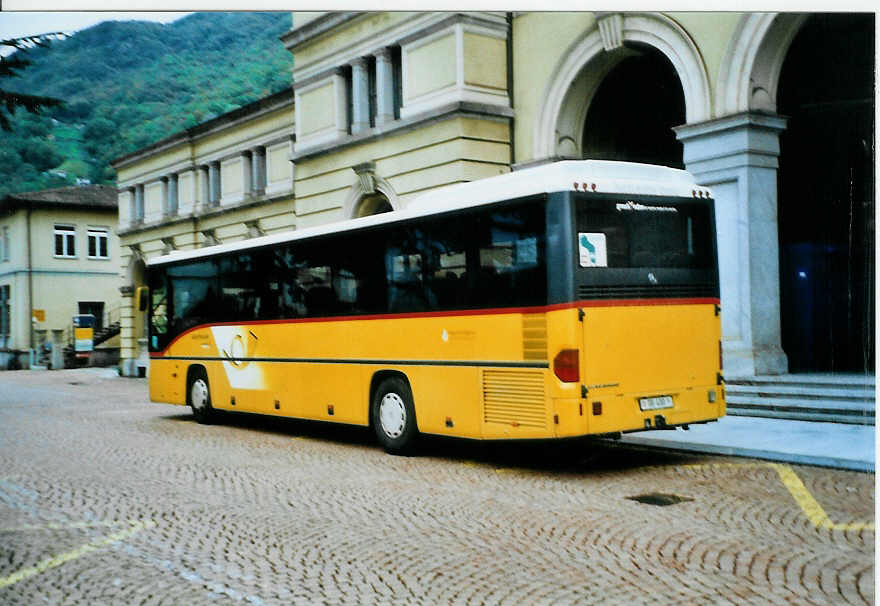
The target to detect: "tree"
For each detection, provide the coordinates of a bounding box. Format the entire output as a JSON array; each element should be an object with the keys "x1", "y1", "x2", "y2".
[{"x1": 0, "y1": 33, "x2": 66, "y2": 130}]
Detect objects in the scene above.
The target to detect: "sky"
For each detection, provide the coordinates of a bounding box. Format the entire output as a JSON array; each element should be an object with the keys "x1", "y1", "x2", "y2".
[{"x1": 0, "y1": 12, "x2": 190, "y2": 42}]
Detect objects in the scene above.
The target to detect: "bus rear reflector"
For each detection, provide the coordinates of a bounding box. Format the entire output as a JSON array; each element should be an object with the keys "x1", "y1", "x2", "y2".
[{"x1": 553, "y1": 349, "x2": 579, "y2": 383}]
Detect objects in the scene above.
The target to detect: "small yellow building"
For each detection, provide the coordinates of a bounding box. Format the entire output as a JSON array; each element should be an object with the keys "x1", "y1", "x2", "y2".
[{"x1": 0, "y1": 184, "x2": 121, "y2": 369}]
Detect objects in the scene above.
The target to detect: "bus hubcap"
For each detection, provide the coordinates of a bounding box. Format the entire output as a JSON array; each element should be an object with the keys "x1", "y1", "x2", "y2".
[
  {"x1": 191, "y1": 379, "x2": 209, "y2": 411},
  {"x1": 379, "y1": 393, "x2": 406, "y2": 439}
]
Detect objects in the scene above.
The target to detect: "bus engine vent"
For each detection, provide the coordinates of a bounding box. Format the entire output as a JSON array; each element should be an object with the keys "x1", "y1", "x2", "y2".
[
  {"x1": 577, "y1": 283, "x2": 717, "y2": 300},
  {"x1": 522, "y1": 313, "x2": 548, "y2": 361},
  {"x1": 482, "y1": 370, "x2": 546, "y2": 429}
]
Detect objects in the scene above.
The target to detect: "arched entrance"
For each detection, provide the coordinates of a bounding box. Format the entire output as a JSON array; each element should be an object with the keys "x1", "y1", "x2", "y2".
[
  {"x1": 581, "y1": 44, "x2": 685, "y2": 167},
  {"x1": 354, "y1": 193, "x2": 393, "y2": 217},
  {"x1": 342, "y1": 164, "x2": 400, "y2": 219},
  {"x1": 534, "y1": 12, "x2": 711, "y2": 161},
  {"x1": 776, "y1": 14, "x2": 874, "y2": 373}
]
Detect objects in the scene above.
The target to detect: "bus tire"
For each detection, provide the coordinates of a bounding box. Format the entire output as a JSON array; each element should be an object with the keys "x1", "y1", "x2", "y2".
[
  {"x1": 371, "y1": 377, "x2": 418, "y2": 455},
  {"x1": 188, "y1": 368, "x2": 213, "y2": 425}
]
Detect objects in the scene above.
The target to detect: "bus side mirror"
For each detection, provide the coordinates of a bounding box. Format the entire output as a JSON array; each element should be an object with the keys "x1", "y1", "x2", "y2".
[{"x1": 137, "y1": 286, "x2": 149, "y2": 312}]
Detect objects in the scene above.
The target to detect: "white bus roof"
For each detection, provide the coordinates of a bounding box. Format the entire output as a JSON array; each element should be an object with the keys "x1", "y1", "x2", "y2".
[{"x1": 148, "y1": 160, "x2": 710, "y2": 267}]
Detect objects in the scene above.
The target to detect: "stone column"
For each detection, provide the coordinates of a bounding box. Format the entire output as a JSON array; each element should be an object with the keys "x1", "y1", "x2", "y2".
[
  {"x1": 375, "y1": 47, "x2": 395, "y2": 125},
  {"x1": 252, "y1": 148, "x2": 266, "y2": 195},
  {"x1": 241, "y1": 151, "x2": 253, "y2": 197},
  {"x1": 119, "y1": 284, "x2": 137, "y2": 377},
  {"x1": 168, "y1": 174, "x2": 179, "y2": 215},
  {"x1": 675, "y1": 112, "x2": 789, "y2": 378},
  {"x1": 350, "y1": 57, "x2": 370, "y2": 134},
  {"x1": 209, "y1": 161, "x2": 221, "y2": 206}
]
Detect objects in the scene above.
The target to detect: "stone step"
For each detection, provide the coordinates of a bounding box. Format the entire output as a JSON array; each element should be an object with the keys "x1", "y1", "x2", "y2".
[
  {"x1": 725, "y1": 383, "x2": 874, "y2": 402},
  {"x1": 726, "y1": 394, "x2": 874, "y2": 425},
  {"x1": 727, "y1": 406, "x2": 874, "y2": 425},
  {"x1": 727, "y1": 374, "x2": 874, "y2": 390}
]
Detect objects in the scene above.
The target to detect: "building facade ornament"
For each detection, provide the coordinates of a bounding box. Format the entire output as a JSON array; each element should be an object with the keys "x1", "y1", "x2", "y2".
[
  {"x1": 595, "y1": 12, "x2": 624, "y2": 51},
  {"x1": 352, "y1": 162, "x2": 377, "y2": 195}
]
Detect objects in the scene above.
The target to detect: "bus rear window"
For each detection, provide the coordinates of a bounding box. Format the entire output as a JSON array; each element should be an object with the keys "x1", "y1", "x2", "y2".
[{"x1": 575, "y1": 196, "x2": 713, "y2": 269}]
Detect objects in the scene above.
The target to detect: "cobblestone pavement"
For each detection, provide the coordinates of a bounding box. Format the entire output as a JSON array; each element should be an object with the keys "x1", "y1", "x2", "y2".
[{"x1": 0, "y1": 369, "x2": 873, "y2": 605}]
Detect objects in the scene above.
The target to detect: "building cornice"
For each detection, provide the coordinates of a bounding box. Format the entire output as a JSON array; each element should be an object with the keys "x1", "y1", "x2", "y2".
[
  {"x1": 293, "y1": 101, "x2": 513, "y2": 163},
  {"x1": 117, "y1": 189, "x2": 295, "y2": 238},
  {"x1": 396, "y1": 12, "x2": 507, "y2": 47},
  {"x1": 291, "y1": 12, "x2": 507, "y2": 85},
  {"x1": 281, "y1": 12, "x2": 364, "y2": 52},
  {"x1": 112, "y1": 89, "x2": 294, "y2": 171}
]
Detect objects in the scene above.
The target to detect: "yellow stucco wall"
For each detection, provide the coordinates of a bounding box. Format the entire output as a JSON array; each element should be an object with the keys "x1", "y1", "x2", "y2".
[
  {"x1": 222, "y1": 157, "x2": 244, "y2": 197},
  {"x1": 667, "y1": 11, "x2": 743, "y2": 100},
  {"x1": 298, "y1": 82, "x2": 336, "y2": 137},
  {"x1": 294, "y1": 115, "x2": 509, "y2": 228},
  {"x1": 406, "y1": 33, "x2": 457, "y2": 100},
  {"x1": 144, "y1": 182, "x2": 163, "y2": 223},
  {"x1": 178, "y1": 171, "x2": 195, "y2": 212},
  {"x1": 268, "y1": 144, "x2": 291, "y2": 184},
  {"x1": 512, "y1": 12, "x2": 597, "y2": 163},
  {"x1": 463, "y1": 32, "x2": 507, "y2": 90}
]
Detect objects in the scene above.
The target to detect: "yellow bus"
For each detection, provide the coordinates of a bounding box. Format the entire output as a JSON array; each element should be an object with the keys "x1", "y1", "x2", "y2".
[{"x1": 145, "y1": 160, "x2": 724, "y2": 454}]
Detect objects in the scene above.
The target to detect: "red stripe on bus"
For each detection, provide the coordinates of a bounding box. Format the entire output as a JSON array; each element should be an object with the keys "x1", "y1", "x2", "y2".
[{"x1": 149, "y1": 297, "x2": 719, "y2": 358}]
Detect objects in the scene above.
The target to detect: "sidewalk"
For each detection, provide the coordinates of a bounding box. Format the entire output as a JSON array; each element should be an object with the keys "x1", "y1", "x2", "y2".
[{"x1": 619, "y1": 415, "x2": 875, "y2": 473}]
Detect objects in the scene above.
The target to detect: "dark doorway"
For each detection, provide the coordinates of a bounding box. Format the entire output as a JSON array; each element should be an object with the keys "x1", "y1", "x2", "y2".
[
  {"x1": 581, "y1": 44, "x2": 685, "y2": 168},
  {"x1": 777, "y1": 14, "x2": 875, "y2": 373}
]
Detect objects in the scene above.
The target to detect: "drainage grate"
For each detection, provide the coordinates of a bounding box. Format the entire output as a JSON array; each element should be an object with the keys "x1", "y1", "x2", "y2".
[{"x1": 627, "y1": 493, "x2": 693, "y2": 506}]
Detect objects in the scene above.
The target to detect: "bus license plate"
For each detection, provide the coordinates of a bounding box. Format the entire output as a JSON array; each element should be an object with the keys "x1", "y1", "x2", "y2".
[{"x1": 639, "y1": 396, "x2": 674, "y2": 411}]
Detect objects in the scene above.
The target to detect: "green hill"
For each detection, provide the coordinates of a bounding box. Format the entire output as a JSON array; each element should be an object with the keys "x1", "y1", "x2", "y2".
[{"x1": 1, "y1": 12, "x2": 293, "y2": 198}]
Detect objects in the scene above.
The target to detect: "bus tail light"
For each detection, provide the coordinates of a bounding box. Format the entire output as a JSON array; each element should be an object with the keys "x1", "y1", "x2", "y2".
[
  {"x1": 719, "y1": 340, "x2": 724, "y2": 370},
  {"x1": 553, "y1": 349, "x2": 580, "y2": 383}
]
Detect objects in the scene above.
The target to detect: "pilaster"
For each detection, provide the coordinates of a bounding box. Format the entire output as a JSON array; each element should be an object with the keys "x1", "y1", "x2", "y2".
[
  {"x1": 168, "y1": 174, "x2": 179, "y2": 215},
  {"x1": 375, "y1": 47, "x2": 395, "y2": 125},
  {"x1": 199, "y1": 165, "x2": 210, "y2": 211},
  {"x1": 208, "y1": 162, "x2": 221, "y2": 206},
  {"x1": 675, "y1": 111, "x2": 789, "y2": 377},
  {"x1": 350, "y1": 57, "x2": 370, "y2": 134}
]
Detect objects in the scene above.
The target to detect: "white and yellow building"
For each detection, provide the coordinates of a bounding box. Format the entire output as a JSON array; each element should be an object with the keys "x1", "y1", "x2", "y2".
[
  {"x1": 0, "y1": 184, "x2": 121, "y2": 369},
  {"x1": 115, "y1": 12, "x2": 874, "y2": 378}
]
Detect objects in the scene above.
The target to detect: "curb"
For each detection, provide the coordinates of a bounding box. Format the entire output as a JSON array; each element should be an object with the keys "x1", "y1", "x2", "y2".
[{"x1": 617, "y1": 435, "x2": 875, "y2": 473}]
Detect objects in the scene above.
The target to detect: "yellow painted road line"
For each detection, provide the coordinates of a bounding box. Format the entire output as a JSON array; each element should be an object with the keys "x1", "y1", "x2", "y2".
[
  {"x1": 0, "y1": 520, "x2": 156, "y2": 589},
  {"x1": 0, "y1": 520, "x2": 132, "y2": 533},
  {"x1": 769, "y1": 463, "x2": 875, "y2": 531},
  {"x1": 681, "y1": 462, "x2": 874, "y2": 531}
]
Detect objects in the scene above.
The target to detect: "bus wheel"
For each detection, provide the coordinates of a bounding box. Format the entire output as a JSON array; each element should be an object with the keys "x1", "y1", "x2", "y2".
[
  {"x1": 188, "y1": 369, "x2": 213, "y2": 425},
  {"x1": 371, "y1": 377, "x2": 418, "y2": 455}
]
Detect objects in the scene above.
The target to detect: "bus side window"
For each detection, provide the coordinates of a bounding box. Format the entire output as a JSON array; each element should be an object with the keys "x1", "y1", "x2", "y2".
[
  {"x1": 422, "y1": 217, "x2": 469, "y2": 310},
  {"x1": 169, "y1": 261, "x2": 219, "y2": 330},
  {"x1": 475, "y1": 204, "x2": 546, "y2": 307},
  {"x1": 387, "y1": 251, "x2": 427, "y2": 313}
]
